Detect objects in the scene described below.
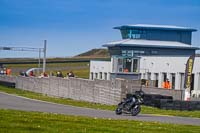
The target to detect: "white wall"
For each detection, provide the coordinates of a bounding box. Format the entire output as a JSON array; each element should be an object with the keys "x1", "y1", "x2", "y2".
[
  {"x1": 139, "y1": 56, "x2": 200, "y2": 90},
  {"x1": 90, "y1": 60, "x2": 111, "y2": 80},
  {"x1": 90, "y1": 56, "x2": 200, "y2": 91}
]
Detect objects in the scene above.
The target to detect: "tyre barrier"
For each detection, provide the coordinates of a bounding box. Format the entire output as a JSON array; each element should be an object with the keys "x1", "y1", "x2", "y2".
[
  {"x1": 0, "y1": 81, "x2": 15, "y2": 88},
  {"x1": 143, "y1": 94, "x2": 173, "y2": 107},
  {"x1": 159, "y1": 100, "x2": 200, "y2": 111},
  {"x1": 141, "y1": 94, "x2": 200, "y2": 111}
]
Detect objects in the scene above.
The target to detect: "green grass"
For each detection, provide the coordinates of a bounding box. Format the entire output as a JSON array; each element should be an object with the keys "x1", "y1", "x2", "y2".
[
  {"x1": 6, "y1": 62, "x2": 90, "y2": 78},
  {"x1": 0, "y1": 109, "x2": 200, "y2": 133},
  {"x1": 140, "y1": 106, "x2": 200, "y2": 118},
  {"x1": 69, "y1": 68, "x2": 89, "y2": 79},
  {"x1": 0, "y1": 85, "x2": 200, "y2": 118},
  {"x1": 0, "y1": 85, "x2": 115, "y2": 111},
  {"x1": 50, "y1": 68, "x2": 89, "y2": 79}
]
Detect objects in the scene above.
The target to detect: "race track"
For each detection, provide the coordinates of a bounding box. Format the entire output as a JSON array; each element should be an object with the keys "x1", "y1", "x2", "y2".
[{"x1": 0, "y1": 92, "x2": 200, "y2": 126}]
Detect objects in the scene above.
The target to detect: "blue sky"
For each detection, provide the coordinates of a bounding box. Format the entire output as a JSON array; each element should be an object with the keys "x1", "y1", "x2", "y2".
[{"x1": 0, "y1": 0, "x2": 200, "y2": 57}]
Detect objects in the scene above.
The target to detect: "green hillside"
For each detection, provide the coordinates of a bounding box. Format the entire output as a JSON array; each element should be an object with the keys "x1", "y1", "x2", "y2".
[{"x1": 75, "y1": 48, "x2": 110, "y2": 58}]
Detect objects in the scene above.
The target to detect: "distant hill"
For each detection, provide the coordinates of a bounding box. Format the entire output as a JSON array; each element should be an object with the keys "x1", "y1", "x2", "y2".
[
  {"x1": 0, "y1": 49, "x2": 110, "y2": 64},
  {"x1": 75, "y1": 48, "x2": 110, "y2": 58}
]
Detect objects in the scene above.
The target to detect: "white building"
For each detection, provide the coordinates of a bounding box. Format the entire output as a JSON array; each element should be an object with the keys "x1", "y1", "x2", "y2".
[{"x1": 90, "y1": 24, "x2": 200, "y2": 94}]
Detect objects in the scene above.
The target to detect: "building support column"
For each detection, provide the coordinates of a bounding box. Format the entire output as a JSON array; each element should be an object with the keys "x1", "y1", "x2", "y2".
[
  {"x1": 140, "y1": 72, "x2": 145, "y2": 79},
  {"x1": 167, "y1": 73, "x2": 171, "y2": 81},
  {"x1": 102, "y1": 72, "x2": 104, "y2": 80},
  {"x1": 158, "y1": 72, "x2": 163, "y2": 88},
  {"x1": 89, "y1": 72, "x2": 92, "y2": 80},
  {"x1": 107, "y1": 72, "x2": 110, "y2": 80},
  {"x1": 98, "y1": 72, "x2": 101, "y2": 79},
  {"x1": 175, "y1": 72, "x2": 180, "y2": 90},
  {"x1": 151, "y1": 73, "x2": 155, "y2": 80},
  {"x1": 149, "y1": 72, "x2": 155, "y2": 87}
]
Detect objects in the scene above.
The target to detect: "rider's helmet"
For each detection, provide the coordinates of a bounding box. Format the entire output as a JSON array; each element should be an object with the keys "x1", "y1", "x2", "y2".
[{"x1": 135, "y1": 90, "x2": 145, "y2": 98}]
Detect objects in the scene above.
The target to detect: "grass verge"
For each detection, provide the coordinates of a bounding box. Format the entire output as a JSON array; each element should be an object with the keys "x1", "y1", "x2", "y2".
[
  {"x1": 0, "y1": 109, "x2": 200, "y2": 133},
  {"x1": 0, "y1": 85, "x2": 200, "y2": 118},
  {"x1": 6, "y1": 62, "x2": 90, "y2": 79}
]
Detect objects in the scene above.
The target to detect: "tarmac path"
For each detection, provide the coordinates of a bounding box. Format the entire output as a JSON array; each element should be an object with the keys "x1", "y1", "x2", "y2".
[{"x1": 0, "y1": 92, "x2": 200, "y2": 126}]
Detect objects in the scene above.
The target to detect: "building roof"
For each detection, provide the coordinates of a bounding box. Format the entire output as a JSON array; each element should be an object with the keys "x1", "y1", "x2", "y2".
[
  {"x1": 103, "y1": 39, "x2": 200, "y2": 50},
  {"x1": 114, "y1": 24, "x2": 197, "y2": 32}
]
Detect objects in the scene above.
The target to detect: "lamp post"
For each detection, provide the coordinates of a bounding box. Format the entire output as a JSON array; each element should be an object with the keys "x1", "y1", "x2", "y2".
[
  {"x1": 43, "y1": 40, "x2": 47, "y2": 73},
  {"x1": 0, "y1": 41, "x2": 47, "y2": 74}
]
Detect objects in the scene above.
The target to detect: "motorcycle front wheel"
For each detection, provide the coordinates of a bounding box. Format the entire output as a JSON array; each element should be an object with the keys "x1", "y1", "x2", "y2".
[{"x1": 131, "y1": 105, "x2": 141, "y2": 116}]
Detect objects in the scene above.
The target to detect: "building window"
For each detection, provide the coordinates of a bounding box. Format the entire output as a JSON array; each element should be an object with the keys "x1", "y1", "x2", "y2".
[
  {"x1": 142, "y1": 73, "x2": 146, "y2": 79},
  {"x1": 117, "y1": 58, "x2": 123, "y2": 72},
  {"x1": 128, "y1": 29, "x2": 146, "y2": 39},
  {"x1": 121, "y1": 29, "x2": 147, "y2": 39},
  {"x1": 162, "y1": 73, "x2": 167, "y2": 82},
  {"x1": 121, "y1": 50, "x2": 133, "y2": 57},
  {"x1": 122, "y1": 50, "x2": 145, "y2": 57},
  {"x1": 100, "y1": 72, "x2": 102, "y2": 79},
  {"x1": 133, "y1": 50, "x2": 145, "y2": 54},
  {"x1": 171, "y1": 73, "x2": 175, "y2": 89},
  {"x1": 95, "y1": 73, "x2": 98, "y2": 79},
  {"x1": 123, "y1": 58, "x2": 132, "y2": 72},
  {"x1": 155, "y1": 73, "x2": 159, "y2": 87},
  {"x1": 133, "y1": 59, "x2": 138, "y2": 72},
  {"x1": 127, "y1": 50, "x2": 132, "y2": 56},
  {"x1": 114, "y1": 57, "x2": 140, "y2": 73},
  {"x1": 151, "y1": 50, "x2": 158, "y2": 54},
  {"x1": 91, "y1": 72, "x2": 93, "y2": 80},
  {"x1": 104, "y1": 73, "x2": 107, "y2": 80},
  {"x1": 131, "y1": 34, "x2": 141, "y2": 39},
  {"x1": 147, "y1": 72, "x2": 151, "y2": 80},
  {"x1": 122, "y1": 50, "x2": 127, "y2": 56},
  {"x1": 118, "y1": 58, "x2": 123, "y2": 65},
  {"x1": 121, "y1": 29, "x2": 129, "y2": 39}
]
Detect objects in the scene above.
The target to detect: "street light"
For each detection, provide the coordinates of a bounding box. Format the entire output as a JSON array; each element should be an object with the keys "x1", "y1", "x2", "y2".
[{"x1": 0, "y1": 40, "x2": 47, "y2": 73}]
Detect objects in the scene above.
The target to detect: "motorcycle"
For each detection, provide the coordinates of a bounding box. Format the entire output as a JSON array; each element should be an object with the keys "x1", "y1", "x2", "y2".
[{"x1": 115, "y1": 90, "x2": 144, "y2": 116}]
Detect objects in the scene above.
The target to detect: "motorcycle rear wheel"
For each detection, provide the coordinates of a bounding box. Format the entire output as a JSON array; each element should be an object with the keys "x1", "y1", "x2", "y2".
[{"x1": 115, "y1": 108, "x2": 122, "y2": 115}]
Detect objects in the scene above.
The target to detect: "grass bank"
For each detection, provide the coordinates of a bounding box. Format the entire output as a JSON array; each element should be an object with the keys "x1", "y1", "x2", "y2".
[
  {"x1": 0, "y1": 85, "x2": 200, "y2": 118},
  {"x1": 0, "y1": 109, "x2": 200, "y2": 133},
  {"x1": 6, "y1": 62, "x2": 90, "y2": 78}
]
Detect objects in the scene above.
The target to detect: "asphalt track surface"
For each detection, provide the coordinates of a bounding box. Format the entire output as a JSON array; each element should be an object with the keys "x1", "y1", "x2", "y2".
[{"x1": 0, "y1": 92, "x2": 200, "y2": 126}]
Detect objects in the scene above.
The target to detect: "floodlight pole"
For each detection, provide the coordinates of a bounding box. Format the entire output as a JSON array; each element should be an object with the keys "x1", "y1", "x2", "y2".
[
  {"x1": 38, "y1": 48, "x2": 41, "y2": 68},
  {"x1": 0, "y1": 43, "x2": 47, "y2": 72},
  {"x1": 43, "y1": 40, "x2": 47, "y2": 73}
]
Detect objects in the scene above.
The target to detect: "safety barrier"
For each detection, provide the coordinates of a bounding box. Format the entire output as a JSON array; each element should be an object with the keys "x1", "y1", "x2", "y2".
[{"x1": 1, "y1": 75, "x2": 199, "y2": 109}]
